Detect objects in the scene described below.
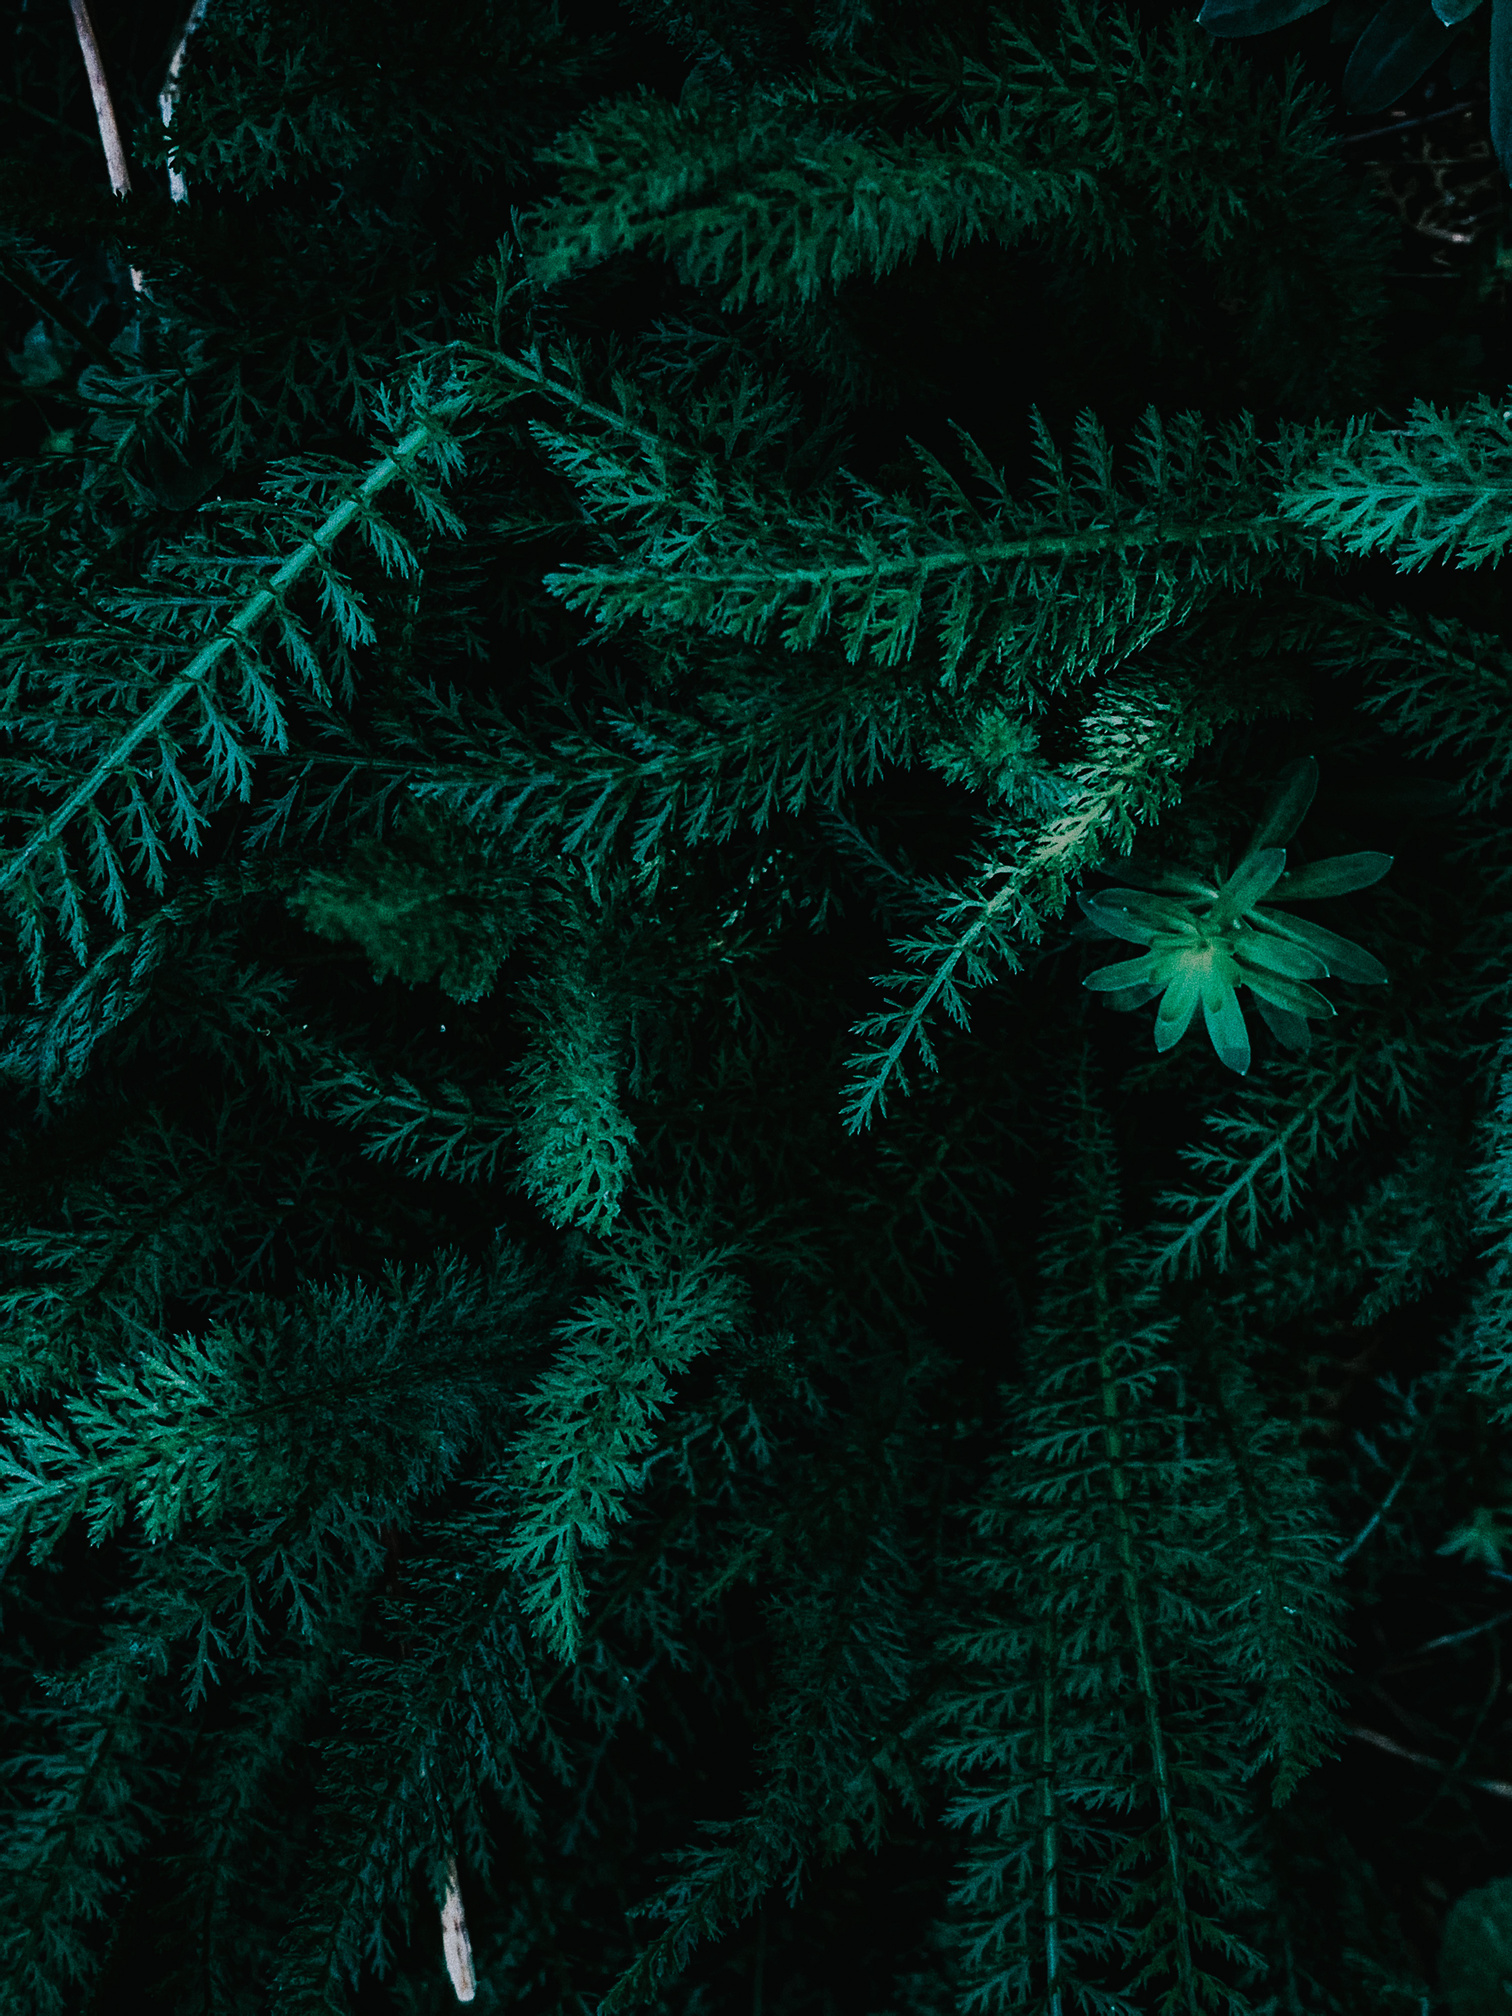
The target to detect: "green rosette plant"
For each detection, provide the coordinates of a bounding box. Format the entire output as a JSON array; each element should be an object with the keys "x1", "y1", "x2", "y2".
[{"x1": 1079, "y1": 758, "x2": 1392, "y2": 1076}]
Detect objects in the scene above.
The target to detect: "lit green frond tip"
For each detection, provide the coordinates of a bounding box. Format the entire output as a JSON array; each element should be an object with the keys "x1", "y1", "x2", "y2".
[
  {"x1": 1439, "y1": 1506, "x2": 1512, "y2": 1571},
  {"x1": 1080, "y1": 757, "x2": 1391, "y2": 1075}
]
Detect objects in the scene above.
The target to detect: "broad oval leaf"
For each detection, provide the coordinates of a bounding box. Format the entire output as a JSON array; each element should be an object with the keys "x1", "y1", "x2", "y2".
[
  {"x1": 1098, "y1": 855, "x2": 1218, "y2": 899},
  {"x1": 1251, "y1": 911, "x2": 1390, "y2": 984},
  {"x1": 1432, "y1": 0, "x2": 1484, "y2": 24},
  {"x1": 1154, "y1": 966, "x2": 1203, "y2": 1052},
  {"x1": 1231, "y1": 926, "x2": 1329, "y2": 981},
  {"x1": 1201, "y1": 973, "x2": 1251, "y2": 1076},
  {"x1": 1084, "y1": 954, "x2": 1158, "y2": 992},
  {"x1": 1343, "y1": 0, "x2": 1461, "y2": 115},
  {"x1": 1250, "y1": 992, "x2": 1313, "y2": 1053},
  {"x1": 1211, "y1": 846, "x2": 1287, "y2": 923},
  {"x1": 1249, "y1": 756, "x2": 1320, "y2": 854},
  {"x1": 1198, "y1": 0, "x2": 1331, "y2": 31},
  {"x1": 1267, "y1": 851, "x2": 1393, "y2": 900},
  {"x1": 1077, "y1": 892, "x2": 1160, "y2": 945},
  {"x1": 1239, "y1": 967, "x2": 1337, "y2": 1020},
  {"x1": 1095, "y1": 888, "x2": 1198, "y2": 927}
]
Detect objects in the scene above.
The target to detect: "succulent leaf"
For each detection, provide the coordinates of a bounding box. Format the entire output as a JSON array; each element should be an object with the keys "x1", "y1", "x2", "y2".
[
  {"x1": 1201, "y1": 971, "x2": 1251, "y2": 1076},
  {"x1": 1083, "y1": 953, "x2": 1160, "y2": 992},
  {"x1": 1234, "y1": 967, "x2": 1336, "y2": 1020},
  {"x1": 1154, "y1": 965, "x2": 1203, "y2": 1051},
  {"x1": 1268, "y1": 851, "x2": 1393, "y2": 901},
  {"x1": 1251, "y1": 910, "x2": 1389, "y2": 984},
  {"x1": 1077, "y1": 889, "x2": 1201, "y2": 944},
  {"x1": 1209, "y1": 846, "x2": 1287, "y2": 925},
  {"x1": 1077, "y1": 757, "x2": 1390, "y2": 1072},
  {"x1": 1102, "y1": 855, "x2": 1219, "y2": 899},
  {"x1": 1248, "y1": 755, "x2": 1320, "y2": 853},
  {"x1": 1231, "y1": 927, "x2": 1329, "y2": 981},
  {"x1": 1249, "y1": 992, "x2": 1312, "y2": 1052},
  {"x1": 1077, "y1": 893, "x2": 1162, "y2": 945},
  {"x1": 1106, "y1": 979, "x2": 1167, "y2": 1010}
]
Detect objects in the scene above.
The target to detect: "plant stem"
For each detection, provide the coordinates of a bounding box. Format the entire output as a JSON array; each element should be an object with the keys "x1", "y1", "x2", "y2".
[
  {"x1": 159, "y1": 0, "x2": 209, "y2": 205},
  {"x1": 65, "y1": 0, "x2": 142, "y2": 292}
]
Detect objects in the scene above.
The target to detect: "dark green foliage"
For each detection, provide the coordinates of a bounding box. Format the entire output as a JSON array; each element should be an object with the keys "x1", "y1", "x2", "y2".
[
  {"x1": 1200, "y1": 0, "x2": 1494, "y2": 147},
  {"x1": 1341, "y1": 0, "x2": 1464, "y2": 114},
  {"x1": 288, "y1": 803, "x2": 533, "y2": 1003},
  {"x1": 5, "y1": 0, "x2": 1512, "y2": 2012},
  {"x1": 931, "y1": 1079, "x2": 1271, "y2": 2015},
  {"x1": 1439, "y1": 1876, "x2": 1512, "y2": 2016}
]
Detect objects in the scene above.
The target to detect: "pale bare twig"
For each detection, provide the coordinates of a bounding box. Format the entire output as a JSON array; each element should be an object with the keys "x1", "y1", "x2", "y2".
[
  {"x1": 1381, "y1": 1609, "x2": 1512, "y2": 1672},
  {"x1": 66, "y1": 0, "x2": 130, "y2": 198},
  {"x1": 64, "y1": 0, "x2": 141, "y2": 292},
  {"x1": 1355, "y1": 106, "x2": 1506, "y2": 273},
  {"x1": 64, "y1": 0, "x2": 208, "y2": 305},
  {"x1": 1339, "y1": 101, "x2": 1484, "y2": 147},
  {"x1": 159, "y1": 0, "x2": 209, "y2": 205},
  {"x1": 1349, "y1": 1724, "x2": 1512, "y2": 1801},
  {"x1": 441, "y1": 1856, "x2": 477, "y2": 2003}
]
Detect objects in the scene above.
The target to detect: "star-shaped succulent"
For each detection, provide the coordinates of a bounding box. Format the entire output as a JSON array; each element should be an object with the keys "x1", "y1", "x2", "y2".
[{"x1": 1078, "y1": 758, "x2": 1392, "y2": 1076}]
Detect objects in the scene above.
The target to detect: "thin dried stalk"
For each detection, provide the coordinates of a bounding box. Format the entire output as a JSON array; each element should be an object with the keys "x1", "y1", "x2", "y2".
[
  {"x1": 159, "y1": 0, "x2": 208, "y2": 204},
  {"x1": 67, "y1": 0, "x2": 130, "y2": 196},
  {"x1": 441, "y1": 1856, "x2": 477, "y2": 2002},
  {"x1": 64, "y1": 0, "x2": 142, "y2": 292}
]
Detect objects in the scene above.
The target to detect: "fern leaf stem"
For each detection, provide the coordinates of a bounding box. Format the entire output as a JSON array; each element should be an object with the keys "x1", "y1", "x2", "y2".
[
  {"x1": 0, "y1": 401, "x2": 468, "y2": 901},
  {"x1": 1153, "y1": 1041, "x2": 1372, "y2": 1279},
  {"x1": 1089, "y1": 1193, "x2": 1196, "y2": 2008},
  {"x1": 1039, "y1": 1626, "x2": 1064, "y2": 2016},
  {"x1": 657, "y1": 516, "x2": 1295, "y2": 587}
]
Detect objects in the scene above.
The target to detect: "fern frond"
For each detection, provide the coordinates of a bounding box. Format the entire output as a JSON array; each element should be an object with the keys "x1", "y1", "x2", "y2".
[
  {"x1": 534, "y1": 402, "x2": 1298, "y2": 687},
  {"x1": 525, "y1": 4, "x2": 1361, "y2": 306},
  {"x1": 602, "y1": 1379, "x2": 923, "y2": 2012},
  {"x1": 0, "y1": 1647, "x2": 164, "y2": 2014},
  {"x1": 0, "y1": 1242, "x2": 546, "y2": 1570},
  {"x1": 932, "y1": 1072, "x2": 1264, "y2": 2015},
  {"x1": 157, "y1": 1636, "x2": 343, "y2": 2014},
  {"x1": 1151, "y1": 1012, "x2": 1425, "y2": 1280},
  {"x1": 1302, "y1": 599, "x2": 1512, "y2": 814},
  {"x1": 1466, "y1": 1029, "x2": 1512, "y2": 1417},
  {"x1": 0, "y1": 370, "x2": 470, "y2": 978},
  {"x1": 499, "y1": 1208, "x2": 749, "y2": 1662},
  {"x1": 1195, "y1": 1354, "x2": 1347, "y2": 1804},
  {"x1": 841, "y1": 668, "x2": 1229, "y2": 1132},
  {"x1": 268, "y1": 1507, "x2": 541, "y2": 2014},
  {"x1": 311, "y1": 1056, "x2": 518, "y2": 1185},
  {"x1": 1280, "y1": 396, "x2": 1512, "y2": 571}
]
